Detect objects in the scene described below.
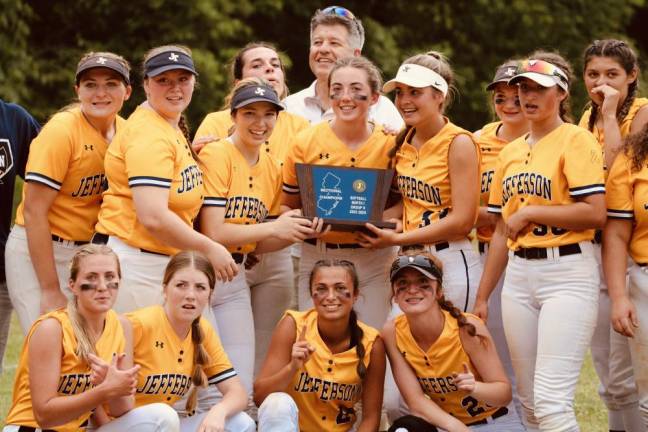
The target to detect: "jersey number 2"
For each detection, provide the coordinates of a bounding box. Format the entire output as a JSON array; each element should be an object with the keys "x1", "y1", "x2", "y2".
[{"x1": 461, "y1": 395, "x2": 486, "y2": 417}]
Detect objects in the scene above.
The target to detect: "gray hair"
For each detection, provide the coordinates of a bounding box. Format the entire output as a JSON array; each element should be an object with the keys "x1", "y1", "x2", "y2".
[{"x1": 310, "y1": 8, "x2": 365, "y2": 51}]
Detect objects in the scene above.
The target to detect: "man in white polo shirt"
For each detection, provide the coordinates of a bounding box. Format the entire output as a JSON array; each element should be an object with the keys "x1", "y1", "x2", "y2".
[{"x1": 285, "y1": 5, "x2": 403, "y2": 130}]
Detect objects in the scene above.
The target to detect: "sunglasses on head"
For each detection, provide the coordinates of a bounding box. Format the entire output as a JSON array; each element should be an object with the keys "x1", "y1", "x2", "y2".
[
  {"x1": 390, "y1": 255, "x2": 442, "y2": 281},
  {"x1": 321, "y1": 5, "x2": 356, "y2": 20},
  {"x1": 518, "y1": 59, "x2": 568, "y2": 85}
]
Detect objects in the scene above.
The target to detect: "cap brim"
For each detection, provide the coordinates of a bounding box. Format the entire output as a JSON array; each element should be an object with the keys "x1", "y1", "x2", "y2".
[
  {"x1": 508, "y1": 72, "x2": 557, "y2": 88},
  {"x1": 390, "y1": 264, "x2": 438, "y2": 282},
  {"x1": 76, "y1": 65, "x2": 129, "y2": 84},
  {"x1": 146, "y1": 64, "x2": 198, "y2": 77},
  {"x1": 485, "y1": 79, "x2": 510, "y2": 91},
  {"x1": 232, "y1": 98, "x2": 284, "y2": 111}
]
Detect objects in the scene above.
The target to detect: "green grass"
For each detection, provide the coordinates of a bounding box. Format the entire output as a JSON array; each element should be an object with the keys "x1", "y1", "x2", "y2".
[{"x1": 0, "y1": 312, "x2": 608, "y2": 429}]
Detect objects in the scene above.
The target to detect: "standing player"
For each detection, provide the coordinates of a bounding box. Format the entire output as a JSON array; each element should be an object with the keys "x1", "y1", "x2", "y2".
[
  {"x1": 95, "y1": 45, "x2": 236, "y2": 312},
  {"x1": 282, "y1": 56, "x2": 397, "y2": 330},
  {"x1": 198, "y1": 78, "x2": 318, "y2": 394},
  {"x1": 254, "y1": 259, "x2": 386, "y2": 432},
  {"x1": 360, "y1": 51, "x2": 482, "y2": 314},
  {"x1": 471, "y1": 61, "x2": 528, "y2": 427},
  {"x1": 476, "y1": 52, "x2": 606, "y2": 430},
  {"x1": 5, "y1": 52, "x2": 131, "y2": 333},
  {"x1": 0, "y1": 99, "x2": 39, "y2": 370},
  {"x1": 604, "y1": 124, "x2": 648, "y2": 427},
  {"x1": 117, "y1": 251, "x2": 255, "y2": 432},
  {"x1": 579, "y1": 39, "x2": 648, "y2": 432},
  {"x1": 384, "y1": 248, "x2": 520, "y2": 431},
  {"x1": 194, "y1": 42, "x2": 309, "y2": 376},
  {"x1": 4, "y1": 244, "x2": 179, "y2": 432}
]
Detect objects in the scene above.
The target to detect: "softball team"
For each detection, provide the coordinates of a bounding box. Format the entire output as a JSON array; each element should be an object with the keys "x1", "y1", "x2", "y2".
[
  {"x1": 5, "y1": 52, "x2": 131, "y2": 332},
  {"x1": 5, "y1": 18, "x2": 648, "y2": 432},
  {"x1": 579, "y1": 39, "x2": 648, "y2": 431}
]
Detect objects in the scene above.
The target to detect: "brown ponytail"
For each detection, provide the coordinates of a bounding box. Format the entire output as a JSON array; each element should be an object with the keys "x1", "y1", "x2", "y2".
[
  {"x1": 623, "y1": 123, "x2": 648, "y2": 172},
  {"x1": 394, "y1": 246, "x2": 487, "y2": 344},
  {"x1": 528, "y1": 50, "x2": 574, "y2": 123},
  {"x1": 309, "y1": 259, "x2": 367, "y2": 382},
  {"x1": 184, "y1": 317, "x2": 211, "y2": 412}
]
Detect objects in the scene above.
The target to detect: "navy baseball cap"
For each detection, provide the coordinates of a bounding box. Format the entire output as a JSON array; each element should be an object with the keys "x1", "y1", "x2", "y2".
[
  {"x1": 230, "y1": 84, "x2": 284, "y2": 112},
  {"x1": 76, "y1": 54, "x2": 130, "y2": 84},
  {"x1": 486, "y1": 62, "x2": 519, "y2": 91},
  {"x1": 144, "y1": 50, "x2": 198, "y2": 77}
]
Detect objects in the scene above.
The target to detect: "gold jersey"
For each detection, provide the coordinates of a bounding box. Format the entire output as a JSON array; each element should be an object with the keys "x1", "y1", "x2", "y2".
[
  {"x1": 199, "y1": 139, "x2": 282, "y2": 254},
  {"x1": 487, "y1": 123, "x2": 605, "y2": 249},
  {"x1": 394, "y1": 310, "x2": 500, "y2": 425},
  {"x1": 15, "y1": 107, "x2": 124, "y2": 241},
  {"x1": 395, "y1": 119, "x2": 480, "y2": 234},
  {"x1": 285, "y1": 309, "x2": 379, "y2": 432},
  {"x1": 282, "y1": 122, "x2": 393, "y2": 244},
  {"x1": 6, "y1": 308, "x2": 124, "y2": 431},
  {"x1": 606, "y1": 152, "x2": 648, "y2": 264},
  {"x1": 96, "y1": 106, "x2": 203, "y2": 255},
  {"x1": 126, "y1": 305, "x2": 236, "y2": 407}
]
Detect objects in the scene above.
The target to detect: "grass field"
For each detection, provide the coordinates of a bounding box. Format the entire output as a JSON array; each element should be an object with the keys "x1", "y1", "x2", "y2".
[{"x1": 0, "y1": 314, "x2": 608, "y2": 429}]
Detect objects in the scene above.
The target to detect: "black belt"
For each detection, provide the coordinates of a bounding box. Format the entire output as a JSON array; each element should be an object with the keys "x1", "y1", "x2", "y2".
[
  {"x1": 51, "y1": 234, "x2": 87, "y2": 246},
  {"x1": 592, "y1": 230, "x2": 602, "y2": 245},
  {"x1": 232, "y1": 253, "x2": 245, "y2": 264},
  {"x1": 639, "y1": 263, "x2": 647, "y2": 267},
  {"x1": 304, "y1": 238, "x2": 362, "y2": 249},
  {"x1": 466, "y1": 406, "x2": 509, "y2": 426},
  {"x1": 90, "y1": 232, "x2": 108, "y2": 245},
  {"x1": 18, "y1": 427, "x2": 55, "y2": 432},
  {"x1": 434, "y1": 241, "x2": 449, "y2": 252},
  {"x1": 478, "y1": 241, "x2": 487, "y2": 254},
  {"x1": 514, "y1": 243, "x2": 581, "y2": 260},
  {"x1": 91, "y1": 232, "x2": 168, "y2": 256}
]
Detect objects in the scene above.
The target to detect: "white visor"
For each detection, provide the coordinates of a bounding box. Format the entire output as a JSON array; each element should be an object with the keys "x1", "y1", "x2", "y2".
[
  {"x1": 508, "y1": 72, "x2": 568, "y2": 92},
  {"x1": 383, "y1": 63, "x2": 449, "y2": 96}
]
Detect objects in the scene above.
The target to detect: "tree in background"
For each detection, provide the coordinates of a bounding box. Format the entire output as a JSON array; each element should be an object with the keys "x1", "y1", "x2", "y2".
[{"x1": 1, "y1": 0, "x2": 645, "y2": 131}]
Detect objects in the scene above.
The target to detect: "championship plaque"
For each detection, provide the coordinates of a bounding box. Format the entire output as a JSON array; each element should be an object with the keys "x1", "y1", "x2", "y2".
[{"x1": 295, "y1": 163, "x2": 396, "y2": 231}]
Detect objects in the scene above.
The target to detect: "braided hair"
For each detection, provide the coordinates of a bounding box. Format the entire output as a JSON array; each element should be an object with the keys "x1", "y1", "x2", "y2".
[
  {"x1": 309, "y1": 259, "x2": 367, "y2": 381},
  {"x1": 394, "y1": 245, "x2": 487, "y2": 344},
  {"x1": 583, "y1": 40, "x2": 639, "y2": 132},
  {"x1": 162, "y1": 251, "x2": 216, "y2": 412}
]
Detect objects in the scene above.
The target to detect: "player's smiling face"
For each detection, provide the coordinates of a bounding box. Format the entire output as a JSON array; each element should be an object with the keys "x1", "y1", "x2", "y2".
[
  {"x1": 144, "y1": 69, "x2": 196, "y2": 122},
  {"x1": 69, "y1": 254, "x2": 120, "y2": 314},
  {"x1": 310, "y1": 266, "x2": 357, "y2": 321},
  {"x1": 392, "y1": 268, "x2": 439, "y2": 315},
  {"x1": 329, "y1": 66, "x2": 377, "y2": 123},
  {"x1": 394, "y1": 83, "x2": 444, "y2": 127},
  {"x1": 241, "y1": 47, "x2": 286, "y2": 99},
  {"x1": 492, "y1": 83, "x2": 525, "y2": 126},
  {"x1": 231, "y1": 101, "x2": 278, "y2": 147},
  {"x1": 163, "y1": 266, "x2": 211, "y2": 323},
  {"x1": 309, "y1": 24, "x2": 357, "y2": 81},
  {"x1": 76, "y1": 68, "x2": 131, "y2": 121},
  {"x1": 584, "y1": 56, "x2": 637, "y2": 107},
  {"x1": 517, "y1": 78, "x2": 565, "y2": 123}
]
